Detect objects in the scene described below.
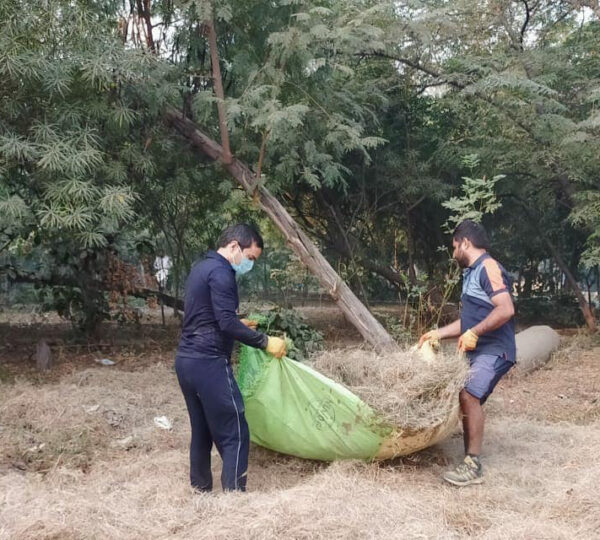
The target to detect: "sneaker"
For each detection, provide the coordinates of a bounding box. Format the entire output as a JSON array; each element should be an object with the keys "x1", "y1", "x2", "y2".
[{"x1": 442, "y1": 455, "x2": 483, "y2": 486}]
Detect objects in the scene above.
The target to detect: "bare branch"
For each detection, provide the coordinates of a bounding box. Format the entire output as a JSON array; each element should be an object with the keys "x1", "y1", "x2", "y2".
[{"x1": 519, "y1": 0, "x2": 531, "y2": 48}]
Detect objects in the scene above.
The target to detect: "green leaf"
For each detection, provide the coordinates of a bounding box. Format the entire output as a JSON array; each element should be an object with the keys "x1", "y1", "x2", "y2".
[{"x1": 0, "y1": 134, "x2": 37, "y2": 161}]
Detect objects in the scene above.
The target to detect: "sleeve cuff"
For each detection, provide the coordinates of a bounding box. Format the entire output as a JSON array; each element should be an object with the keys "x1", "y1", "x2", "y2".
[{"x1": 489, "y1": 288, "x2": 509, "y2": 298}]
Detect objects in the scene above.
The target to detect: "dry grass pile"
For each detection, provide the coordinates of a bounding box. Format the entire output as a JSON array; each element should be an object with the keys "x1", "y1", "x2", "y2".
[
  {"x1": 2, "y1": 351, "x2": 600, "y2": 538},
  {"x1": 311, "y1": 346, "x2": 468, "y2": 428},
  {"x1": 2, "y1": 415, "x2": 600, "y2": 539},
  {"x1": 0, "y1": 363, "x2": 188, "y2": 473},
  {"x1": 548, "y1": 330, "x2": 599, "y2": 365}
]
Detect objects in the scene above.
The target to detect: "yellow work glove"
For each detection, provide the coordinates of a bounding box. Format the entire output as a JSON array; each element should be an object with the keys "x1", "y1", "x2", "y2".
[
  {"x1": 458, "y1": 329, "x2": 478, "y2": 352},
  {"x1": 240, "y1": 318, "x2": 258, "y2": 330},
  {"x1": 265, "y1": 336, "x2": 286, "y2": 359},
  {"x1": 417, "y1": 329, "x2": 440, "y2": 349},
  {"x1": 417, "y1": 340, "x2": 437, "y2": 363}
]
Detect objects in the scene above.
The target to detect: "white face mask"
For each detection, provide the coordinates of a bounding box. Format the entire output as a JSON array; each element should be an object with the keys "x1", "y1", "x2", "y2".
[{"x1": 231, "y1": 245, "x2": 254, "y2": 275}]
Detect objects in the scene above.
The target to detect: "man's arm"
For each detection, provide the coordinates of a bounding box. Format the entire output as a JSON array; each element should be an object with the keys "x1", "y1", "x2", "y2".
[
  {"x1": 471, "y1": 292, "x2": 514, "y2": 336},
  {"x1": 437, "y1": 319, "x2": 462, "y2": 339},
  {"x1": 208, "y1": 269, "x2": 268, "y2": 349},
  {"x1": 458, "y1": 292, "x2": 514, "y2": 352}
]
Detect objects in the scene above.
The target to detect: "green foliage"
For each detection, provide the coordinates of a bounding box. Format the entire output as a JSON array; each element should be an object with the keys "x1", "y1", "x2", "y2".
[
  {"x1": 515, "y1": 295, "x2": 585, "y2": 328},
  {"x1": 569, "y1": 190, "x2": 600, "y2": 268},
  {"x1": 43, "y1": 285, "x2": 109, "y2": 333},
  {"x1": 1, "y1": 0, "x2": 598, "y2": 332},
  {"x1": 0, "y1": 0, "x2": 146, "y2": 255},
  {"x1": 442, "y1": 159, "x2": 504, "y2": 230},
  {"x1": 267, "y1": 252, "x2": 320, "y2": 305},
  {"x1": 377, "y1": 314, "x2": 414, "y2": 345},
  {"x1": 249, "y1": 308, "x2": 323, "y2": 361}
]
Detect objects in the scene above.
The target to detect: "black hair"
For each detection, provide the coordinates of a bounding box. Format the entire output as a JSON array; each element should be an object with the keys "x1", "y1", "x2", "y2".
[
  {"x1": 216, "y1": 223, "x2": 264, "y2": 250},
  {"x1": 453, "y1": 220, "x2": 490, "y2": 250}
]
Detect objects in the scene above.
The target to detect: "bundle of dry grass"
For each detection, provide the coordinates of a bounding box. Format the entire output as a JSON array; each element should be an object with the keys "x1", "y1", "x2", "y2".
[{"x1": 310, "y1": 345, "x2": 469, "y2": 429}]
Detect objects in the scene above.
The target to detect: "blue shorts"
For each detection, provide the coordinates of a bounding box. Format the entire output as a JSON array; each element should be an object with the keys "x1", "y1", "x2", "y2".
[{"x1": 465, "y1": 353, "x2": 514, "y2": 404}]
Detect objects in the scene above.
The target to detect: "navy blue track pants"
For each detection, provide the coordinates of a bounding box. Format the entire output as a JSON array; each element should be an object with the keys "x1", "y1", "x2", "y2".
[{"x1": 175, "y1": 354, "x2": 249, "y2": 492}]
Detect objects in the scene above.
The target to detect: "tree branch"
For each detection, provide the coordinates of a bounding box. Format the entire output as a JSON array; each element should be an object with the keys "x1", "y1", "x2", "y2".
[
  {"x1": 356, "y1": 52, "x2": 446, "y2": 81},
  {"x1": 163, "y1": 106, "x2": 397, "y2": 351},
  {"x1": 206, "y1": 18, "x2": 232, "y2": 164},
  {"x1": 135, "y1": 0, "x2": 156, "y2": 52},
  {"x1": 519, "y1": 0, "x2": 531, "y2": 48}
]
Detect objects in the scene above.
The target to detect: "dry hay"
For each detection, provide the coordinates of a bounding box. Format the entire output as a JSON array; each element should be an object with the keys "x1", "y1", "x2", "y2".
[
  {"x1": 310, "y1": 345, "x2": 469, "y2": 429},
  {"x1": 490, "y1": 336, "x2": 600, "y2": 425},
  {"x1": 2, "y1": 357, "x2": 600, "y2": 538},
  {"x1": 0, "y1": 363, "x2": 189, "y2": 473},
  {"x1": 547, "y1": 330, "x2": 598, "y2": 366},
  {"x1": 1, "y1": 416, "x2": 599, "y2": 539}
]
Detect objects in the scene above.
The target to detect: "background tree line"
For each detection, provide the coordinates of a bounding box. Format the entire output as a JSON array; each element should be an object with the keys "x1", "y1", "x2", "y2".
[{"x1": 0, "y1": 0, "x2": 598, "y2": 336}]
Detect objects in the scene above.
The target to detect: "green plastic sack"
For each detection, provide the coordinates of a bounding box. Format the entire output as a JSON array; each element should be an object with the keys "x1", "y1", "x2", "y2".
[{"x1": 236, "y1": 345, "x2": 389, "y2": 461}]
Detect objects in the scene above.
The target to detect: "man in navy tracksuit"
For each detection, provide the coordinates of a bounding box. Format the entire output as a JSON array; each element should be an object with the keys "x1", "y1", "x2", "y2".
[{"x1": 175, "y1": 224, "x2": 286, "y2": 492}]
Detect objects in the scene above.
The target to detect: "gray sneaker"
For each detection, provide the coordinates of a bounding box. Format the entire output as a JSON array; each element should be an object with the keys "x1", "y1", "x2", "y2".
[{"x1": 443, "y1": 455, "x2": 483, "y2": 486}]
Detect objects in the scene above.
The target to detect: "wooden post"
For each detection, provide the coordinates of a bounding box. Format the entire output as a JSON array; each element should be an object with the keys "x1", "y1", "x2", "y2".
[{"x1": 35, "y1": 339, "x2": 51, "y2": 371}]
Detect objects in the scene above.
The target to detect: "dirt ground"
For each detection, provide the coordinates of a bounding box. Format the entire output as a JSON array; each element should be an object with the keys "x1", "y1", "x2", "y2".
[{"x1": 1, "y1": 307, "x2": 599, "y2": 539}]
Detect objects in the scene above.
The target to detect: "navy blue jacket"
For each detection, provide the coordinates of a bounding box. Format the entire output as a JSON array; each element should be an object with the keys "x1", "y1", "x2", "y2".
[{"x1": 177, "y1": 251, "x2": 267, "y2": 359}]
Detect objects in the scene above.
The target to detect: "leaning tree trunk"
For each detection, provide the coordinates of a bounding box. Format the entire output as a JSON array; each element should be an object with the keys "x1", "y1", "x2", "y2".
[
  {"x1": 164, "y1": 108, "x2": 397, "y2": 352},
  {"x1": 543, "y1": 236, "x2": 596, "y2": 332},
  {"x1": 162, "y1": 16, "x2": 396, "y2": 352}
]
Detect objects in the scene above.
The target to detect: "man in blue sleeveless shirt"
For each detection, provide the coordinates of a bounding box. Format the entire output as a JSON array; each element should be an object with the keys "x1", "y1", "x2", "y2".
[
  {"x1": 419, "y1": 220, "x2": 515, "y2": 486},
  {"x1": 175, "y1": 224, "x2": 286, "y2": 492}
]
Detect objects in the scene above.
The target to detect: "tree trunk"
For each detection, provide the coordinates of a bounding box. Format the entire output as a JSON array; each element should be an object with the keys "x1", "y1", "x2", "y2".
[
  {"x1": 406, "y1": 209, "x2": 417, "y2": 286},
  {"x1": 164, "y1": 107, "x2": 397, "y2": 352},
  {"x1": 523, "y1": 266, "x2": 533, "y2": 297},
  {"x1": 543, "y1": 236, "x2": 596, "y2": 332},
  {"x1": 586, "y1": 268, "x2": 593, "y2": 309},
  {"x1": 136, "y1": 0, "x2": 155, "y2": 52}
]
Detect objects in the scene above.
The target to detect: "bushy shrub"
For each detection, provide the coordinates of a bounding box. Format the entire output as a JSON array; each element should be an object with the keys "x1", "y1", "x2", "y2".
[{"x1": 515, "y1": 295, "x2": 585, "y2": 328}]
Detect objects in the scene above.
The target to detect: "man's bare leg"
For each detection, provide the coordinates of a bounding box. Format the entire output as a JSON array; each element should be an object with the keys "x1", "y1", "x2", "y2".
[
  {"x1": 443, "y1": 390, "x2": 485, "y2": 486},
  {"x1": 459, "y1": 389, "x2": 484, "y2": 455}
]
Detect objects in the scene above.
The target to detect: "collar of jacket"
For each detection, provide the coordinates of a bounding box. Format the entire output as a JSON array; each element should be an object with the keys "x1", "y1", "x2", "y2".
[
  {"x1": 463, "y1": 252, "x2": 490, "y2": 276},
  {"x1": 206, "y1": 250, "x2": 235, "y2": 273}
]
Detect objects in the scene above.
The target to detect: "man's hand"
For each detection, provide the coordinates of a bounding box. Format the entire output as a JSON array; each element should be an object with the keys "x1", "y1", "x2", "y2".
[
  {"x1": 265, "y1": 336, "x2": 286, "y2": 359},
  {"x1": 240, "y1": 318, "x2": 258, "y2": 330},
  {"x1": 458, "y1": 329, "x2": 478, "y2": 352},
  {"x1": 418, "y1": 329, "x2": 440, "y2": 349}
]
